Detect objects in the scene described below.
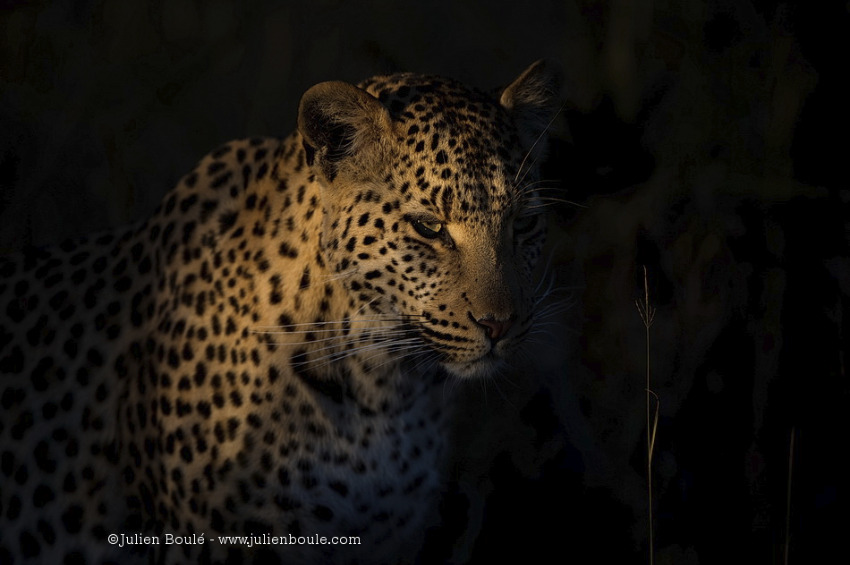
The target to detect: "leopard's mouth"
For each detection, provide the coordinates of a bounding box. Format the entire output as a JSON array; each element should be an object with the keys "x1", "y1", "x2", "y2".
[
  {"x1": 439, "y1": 347, "x2": 510, "y2": 379},
  {"x1": 411, "y1": 312, "x2": 528, "y2": 378}
]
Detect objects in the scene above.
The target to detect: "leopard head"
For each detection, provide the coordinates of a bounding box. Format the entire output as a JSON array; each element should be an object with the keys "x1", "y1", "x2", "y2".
[{"x1": 298, "y1": 62, "x2": 556, "y2": 378}]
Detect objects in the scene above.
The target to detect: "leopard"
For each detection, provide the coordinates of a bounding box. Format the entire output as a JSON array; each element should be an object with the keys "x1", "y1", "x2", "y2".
[{"x1": 0, "y1": 61, "x2": 555, "y2": 564}]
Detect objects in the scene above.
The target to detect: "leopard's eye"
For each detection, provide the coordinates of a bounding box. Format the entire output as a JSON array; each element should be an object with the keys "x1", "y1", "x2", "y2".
[
  {"x1": 513, "y1": 214, "x2": 538, "y2": 236},
  {"x1": 411, "y1": 219, "x2": 444, "y2": 239}
]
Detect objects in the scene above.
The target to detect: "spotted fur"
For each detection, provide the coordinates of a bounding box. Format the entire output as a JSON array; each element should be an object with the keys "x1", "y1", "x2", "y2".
[{"x1": 0, "y1": 62, "x2": 554, "y2": 564}]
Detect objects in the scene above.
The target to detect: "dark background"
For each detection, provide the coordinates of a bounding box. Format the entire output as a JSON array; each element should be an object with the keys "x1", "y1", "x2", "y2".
[{"x1": 1, "y1": 1, "x2": 847, "y2": 563}]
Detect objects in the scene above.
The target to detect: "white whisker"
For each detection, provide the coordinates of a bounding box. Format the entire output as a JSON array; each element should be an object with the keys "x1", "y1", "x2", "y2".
[
  {"x1": 299, "y1": 338, "x2": 424, "y2": 372},
  {"x1": 316, "y1": 268, "x2": 359, "y2": 281},
  {"x1": 513, "y1": 102, "x2": 566, "y2": 188}
]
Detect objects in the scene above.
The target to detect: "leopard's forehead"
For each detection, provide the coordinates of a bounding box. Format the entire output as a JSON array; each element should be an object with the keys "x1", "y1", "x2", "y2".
[{"x1": 360, "y1": 74, "x2": 532, "y2": 223}]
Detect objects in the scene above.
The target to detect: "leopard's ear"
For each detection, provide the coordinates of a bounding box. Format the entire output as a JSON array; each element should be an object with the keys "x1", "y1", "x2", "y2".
[
  {"x1": 298, "y1": 81, "x2": 393, "y2": 184},
  {"x1": 499, "y1": 60, "x2": 557, "y2": 157}
]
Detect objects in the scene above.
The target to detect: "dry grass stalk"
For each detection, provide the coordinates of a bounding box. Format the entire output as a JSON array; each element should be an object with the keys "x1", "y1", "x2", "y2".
[
  {"x1": 636, "y1": 266, "x2": 659, "y2": 565},
  {"x1": 784, "y1": 426, "x2": 795, "y2": 565}
]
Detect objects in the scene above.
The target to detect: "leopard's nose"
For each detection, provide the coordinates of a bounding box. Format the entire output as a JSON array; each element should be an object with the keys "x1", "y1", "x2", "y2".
[{"x1": 470, "y1": 313, "x2": 515, "y2": 343}]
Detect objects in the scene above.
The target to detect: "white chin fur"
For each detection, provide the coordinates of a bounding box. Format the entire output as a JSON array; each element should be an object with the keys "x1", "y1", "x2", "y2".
[{"x1": 441, "y1": 354, "x2": 507, "y2": 379}]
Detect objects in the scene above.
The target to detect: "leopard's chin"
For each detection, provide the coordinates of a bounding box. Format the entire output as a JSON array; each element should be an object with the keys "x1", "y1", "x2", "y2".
[{"x1": 441, "y1": 350, "x2": 509, "y2": 379}]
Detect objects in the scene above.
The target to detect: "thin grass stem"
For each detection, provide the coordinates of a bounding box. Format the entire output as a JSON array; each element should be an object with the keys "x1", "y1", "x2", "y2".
[{"x1": 636, "y1": 265, "x2": 658, "y2": 565}]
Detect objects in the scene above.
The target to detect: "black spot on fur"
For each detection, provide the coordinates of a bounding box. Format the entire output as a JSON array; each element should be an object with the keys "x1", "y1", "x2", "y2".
[
  {"x1": 279, "y1": 242, "x2": 298, "y2": 259},
  {"x1": 312, "y1": 504, "x2": 334, "y2": 522},
  {"x1": 61, "y1": 505, "x2": 83, "y2": 534},
  {"x1": 219, "y1": 211, "x2": 239, "y2": 233},
  {"x1": 19, "y1": 531, "x2": 40, "y2": 558}
]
